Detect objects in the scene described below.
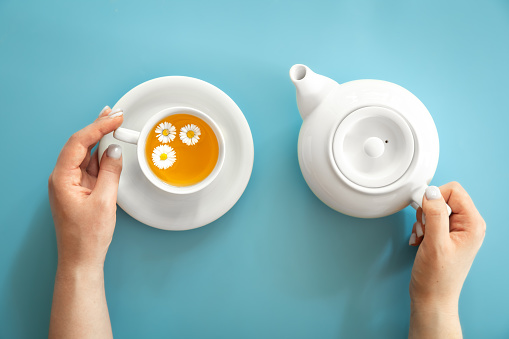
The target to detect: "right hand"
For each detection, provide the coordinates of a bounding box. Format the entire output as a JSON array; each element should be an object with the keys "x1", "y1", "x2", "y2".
[{"x1": 409, "y1": 182, "x2": 486, "y2": 309}]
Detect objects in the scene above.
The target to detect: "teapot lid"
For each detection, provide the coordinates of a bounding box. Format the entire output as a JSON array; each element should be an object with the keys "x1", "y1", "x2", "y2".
[{"x1": 332, "y1": 106, "x2": 414, "y2": 188}]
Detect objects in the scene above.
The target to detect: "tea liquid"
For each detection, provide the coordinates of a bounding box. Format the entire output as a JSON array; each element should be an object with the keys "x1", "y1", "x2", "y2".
[{"x1": 145, "y1": 114, "x2": 219, "y2": 187}]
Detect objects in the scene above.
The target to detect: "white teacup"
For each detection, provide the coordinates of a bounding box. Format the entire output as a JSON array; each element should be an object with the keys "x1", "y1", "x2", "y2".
[{"x1": 113, "y1": 106, "x2": 225, "y2": 195}]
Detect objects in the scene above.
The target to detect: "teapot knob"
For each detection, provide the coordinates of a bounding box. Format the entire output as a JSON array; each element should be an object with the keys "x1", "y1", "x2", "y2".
[{"x1": 363, "y1": 137, "x2": 385, "y2": 158}]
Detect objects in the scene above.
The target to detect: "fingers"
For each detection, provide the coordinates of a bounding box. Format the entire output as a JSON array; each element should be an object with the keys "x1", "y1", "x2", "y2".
[
  {"x1": 409, "y1": 231, "x2": 417, "y2": 246},
  {"x1": 86, "y1": 148, "x2": 100, "y2": 177},
  {"x1": 421, "y1": 186, "x2": 450, "y2": 243},
  {"x1": 79, "y1": 107, "x2": 112, "y2": 171},
  {"x1": 92, "y1": 144, "x2": 123, "y2": 203},
  {"x1": 55, "y1": 108, "x2": 123, "y2": 172},
  {"x1": 411, "y1": 182, "x2": 484, "y2": 246},
  {"x1": 409, "y1": 222, "x2": 418, "y2": 246},
  {"x1": 98, "y1": 106, "x2": 112, "y2": 118},
  {"x1": 80, "y1": 144, "x2": 95, "y2": 170},
  {"x1": 440, "y1": 182, "x2": 486, "y2": 238},
  {"x1": 415, "y1": 220, "x2": 424, "y2": 240},
  {"x1": 416, "y1": 208, "x2": 424, "y2": 232},
  {"x1": 439, "y1": 182, "x2": 476, "y2": 216},
  {"x1": 410, "y1": 211, "x2": 425, "y2": 246}
]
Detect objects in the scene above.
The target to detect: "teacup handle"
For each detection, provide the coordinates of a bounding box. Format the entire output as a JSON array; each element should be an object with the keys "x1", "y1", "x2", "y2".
[
  {"x1": 113, "y1": 127, "x2": 140, "y2": 145},
  {"x1": 411, "y1": 184, "x2": 452, "y2": 215}
]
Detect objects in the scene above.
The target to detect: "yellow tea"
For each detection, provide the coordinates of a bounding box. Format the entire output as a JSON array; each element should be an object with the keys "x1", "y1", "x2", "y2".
[{"x1": 145, "y1": 114, "x2": 219, "y2": 187}]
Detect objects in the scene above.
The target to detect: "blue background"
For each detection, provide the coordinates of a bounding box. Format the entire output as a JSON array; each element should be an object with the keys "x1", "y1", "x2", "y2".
[{"x1": 1, "y1": 0, "x2": 508, "y2": 338}]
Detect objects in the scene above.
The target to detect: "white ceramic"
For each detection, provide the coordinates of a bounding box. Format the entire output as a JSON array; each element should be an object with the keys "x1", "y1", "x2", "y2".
[
  {"x1": 290, "y1": 64, "x2": 451, "y2": 218},
  {"x1": 113, "y1": 106, "x2": 226, "y2": 195},
  {"x1": 98, "y1": 76, "x2": 254, "y2": 230}
]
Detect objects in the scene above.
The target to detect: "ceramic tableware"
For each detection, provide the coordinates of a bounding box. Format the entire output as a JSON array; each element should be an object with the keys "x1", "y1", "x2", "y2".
[
  {"x1": 113, "y1": 106, "x2": 226, "y2": 195},
  {"x1": 290, "y1": 64, "x2": 451, "y2": 218},
  {"x1": 99, "y1": 76, "x2": 254, "y2": 230}
]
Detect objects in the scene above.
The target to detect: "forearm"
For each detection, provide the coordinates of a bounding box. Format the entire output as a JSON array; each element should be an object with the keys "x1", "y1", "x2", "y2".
[
  {"x1": 49, "y1": 263, "x2": 113, "y2": 339},
  {"x1": 409, "y1": 299, "x2": 462, "y2": 339}
]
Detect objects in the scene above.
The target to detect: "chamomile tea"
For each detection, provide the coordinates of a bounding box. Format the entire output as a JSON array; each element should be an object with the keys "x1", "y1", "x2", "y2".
[{"x1": 144, "y1": 114, "x2": 219, "y2": 187}]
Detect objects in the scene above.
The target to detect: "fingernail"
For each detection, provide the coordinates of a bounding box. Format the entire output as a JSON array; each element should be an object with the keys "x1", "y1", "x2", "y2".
[
  {"x1": 425, "y1": 186, "x2": 442, "y2": 200},
  {"x1": 415, "y1": 221, "x2": 423, "y2": 237},
  {"x1": 409, "y1": 233, "x2": 416, "y2": 246},
  {"x1": 99, "y1": 105, "x2": 110, "y2": 117},
  {"x1": 109, "y1": 112, "x2": 123, "y2": 118},
  {"x1": 422, "y1": 213, "x2": 426, "y2": 225},
  {"x1": 107, "y1": 144, "x2": 122, "y2": 159},
  {"x1": 108, "y1": 107, "x2": 123, "y2": 117}
]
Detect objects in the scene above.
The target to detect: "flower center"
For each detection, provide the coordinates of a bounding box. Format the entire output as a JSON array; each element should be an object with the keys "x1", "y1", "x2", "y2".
[
  {"x1": 187, "y1": 130, "x2": 195, "y2": 138},
  {"x1": 160, "y1": 153, "x2": 168, "y2": 161},
  {"x1": 162, "y1": 129, "x2": 169, "y2": 136}
]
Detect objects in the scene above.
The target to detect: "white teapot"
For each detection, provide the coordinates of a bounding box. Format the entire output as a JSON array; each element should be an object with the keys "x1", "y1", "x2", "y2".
[{"x1": 290, "y1": 64, "x2": 451, "y2": 218}]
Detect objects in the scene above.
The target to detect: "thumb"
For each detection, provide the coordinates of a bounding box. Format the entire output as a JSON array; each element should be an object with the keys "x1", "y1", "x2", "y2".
[
  {"x1": 421, "y1": 186, "x2": 450, "y2": 243},
  {"x1": 93, "y1": 144, "x2": 123, "y2": 202}
]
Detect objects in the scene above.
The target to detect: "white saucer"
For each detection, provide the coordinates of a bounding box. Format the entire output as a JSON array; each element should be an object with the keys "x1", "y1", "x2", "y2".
[{"x1": 98, "y1": 76, "x2": 254, "y2": 231}]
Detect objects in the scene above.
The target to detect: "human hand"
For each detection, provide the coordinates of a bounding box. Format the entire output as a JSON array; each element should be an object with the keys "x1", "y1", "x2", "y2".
[
  {"x1": 48, "y1": 106, "x2": 124, "y2": 270},
  {"x1": 408, "y1": 182, "x2": 485, "y2": 338}
]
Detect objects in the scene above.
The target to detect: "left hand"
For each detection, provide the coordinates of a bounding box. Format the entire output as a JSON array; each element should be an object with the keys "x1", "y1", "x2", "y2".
[{"x1": 48, "y1": 106, "x2": 124, "y2": 270}]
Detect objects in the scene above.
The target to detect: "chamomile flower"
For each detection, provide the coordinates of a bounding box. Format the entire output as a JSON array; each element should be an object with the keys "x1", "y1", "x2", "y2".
[
  {"x1": 155, "y1": 122, "x2": 176, "y2": 143},
  {"x1": 152, "y1": 145, "x2": 176, "y2": 169},
  {"x1": 180, "y1": 124, "x2": 201, "y2": 146}
]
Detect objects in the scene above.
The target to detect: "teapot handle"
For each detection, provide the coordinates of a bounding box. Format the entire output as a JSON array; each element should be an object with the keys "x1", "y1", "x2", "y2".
[{"x1": 411, "y1": 185, "x2": 452, "y2": 216}]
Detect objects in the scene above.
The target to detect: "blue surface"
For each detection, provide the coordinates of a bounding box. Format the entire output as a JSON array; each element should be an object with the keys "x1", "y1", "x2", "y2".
[{"x1": 1, "y1": 0, "x2": 508, "y2": 338}]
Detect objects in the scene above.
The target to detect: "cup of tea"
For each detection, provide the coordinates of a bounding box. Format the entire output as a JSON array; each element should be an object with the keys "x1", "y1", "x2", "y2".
[{"x1": 113, "y1": 106, "x2": 225, "y2": 194}]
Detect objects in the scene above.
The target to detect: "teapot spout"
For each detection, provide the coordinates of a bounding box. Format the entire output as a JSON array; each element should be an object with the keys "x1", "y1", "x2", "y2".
[{"x1": 290, "y1": 64, "x2": 338, "y2": 120}]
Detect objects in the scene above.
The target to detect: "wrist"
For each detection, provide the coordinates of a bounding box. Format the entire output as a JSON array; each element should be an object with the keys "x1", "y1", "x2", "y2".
[
  {"x1": 411, "y1": 296, "x2": 459, "y2": 317},
  {"x1": 410, "y1": 281, "x2": 460, "y2": 315},
  {"x1": 56, "y1": 260, "x2": 104, "y2": 280},
  {"x1": 409, "y1": 298, "x2": 462, "y2": 339},
  {"x1": 56, "y1": 243, "x2": 108, "y2": 273}
]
